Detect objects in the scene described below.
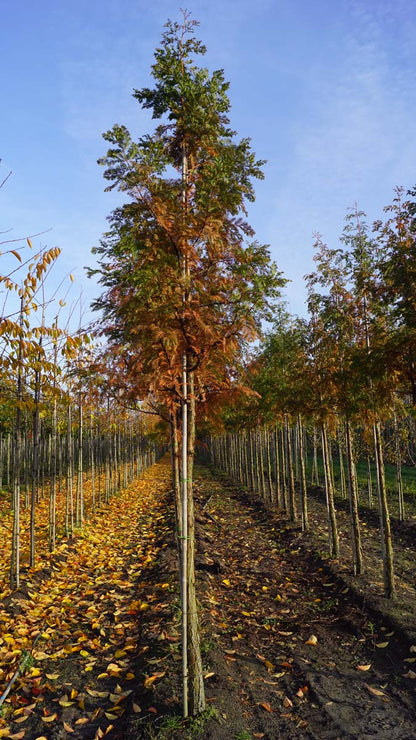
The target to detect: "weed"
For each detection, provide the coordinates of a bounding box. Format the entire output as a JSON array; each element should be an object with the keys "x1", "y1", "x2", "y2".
[
  {"x1": 236, "y1": 731, "x2": 252, "y2": 740},
  {"x1": 20, "y1": 649, "x2": 35, "y2": 673},
  {"x1": 187, "y1": 705, "x2": 219, "y2": 737}
]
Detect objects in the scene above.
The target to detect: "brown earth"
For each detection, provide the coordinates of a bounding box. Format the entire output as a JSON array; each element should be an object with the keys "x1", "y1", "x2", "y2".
[{"x1": 2, "y1": 460, "x2": 416, "y2": 739}]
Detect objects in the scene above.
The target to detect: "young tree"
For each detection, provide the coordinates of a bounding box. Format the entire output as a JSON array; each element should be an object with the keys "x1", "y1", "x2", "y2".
[{"x1": 92, "y1": 13, "x2": 282, "y2": 716}]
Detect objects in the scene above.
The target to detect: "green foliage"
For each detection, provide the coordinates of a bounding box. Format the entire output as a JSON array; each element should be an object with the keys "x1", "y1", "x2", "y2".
[{"x1": 93, "y1": 11, "x2": 284, "y2": 417}]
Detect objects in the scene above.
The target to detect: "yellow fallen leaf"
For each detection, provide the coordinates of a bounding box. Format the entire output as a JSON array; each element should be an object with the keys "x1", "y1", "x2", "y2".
[
  {"x1": 132, "y1": 703, "x2": 142, "y2": 713},
  {"x1": 222, "y1": 579, "x2": 231, "y2": 587},
  {"x1": 402, "y1": 670, "x2": 416, "y2": 679},
  {"x1": 259, "y1": 701, "x2": 273, "y2": 712},
  {"x1": 45, "y1": 673, "x2": 59, "y2": 680},
  {"x1": 106, "y1": 663, "x2": 122, "y2": 675},
  {"x1": 305, "y1": 635, "x2": 318, "y2": 645},
  {"x1": 375, "y1": 642, "x2": 389, "y2": 649},
  {"x1": 75, "y1": 717, "x2": 89, "y2": 726},
  {"x1": 283, "y1": 696, "x2": 293, "y2": 708},
  {"x1": 125, "y1": 672, "x2": 135, "y2": 680},
  {"x1": 143, "y1": 671, "x2": 166, "y2": 689},
  {"x1": 63, "y1": 722, "x2": 74, "y2": 733},
  {"x1": 357, "y1": 664, "x2": 371, "y2": 671},
  {"x1": 29, "y1": 668, "x2": 41, "y2": 677},
  {"x1": 105, "y1": 713, "x2": 118, "y2": 720},
  {"x1": 41, "y1": 713, "x2": 58, "y2": 722},
  {"x1": 365, "y1": 683, "x2": 385, "y2": 697}
]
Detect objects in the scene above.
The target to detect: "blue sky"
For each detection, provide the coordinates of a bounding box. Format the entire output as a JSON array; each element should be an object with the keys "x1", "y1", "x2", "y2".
[{"x1": 2, "y1": 0, "x2": 416, "y2": 326}]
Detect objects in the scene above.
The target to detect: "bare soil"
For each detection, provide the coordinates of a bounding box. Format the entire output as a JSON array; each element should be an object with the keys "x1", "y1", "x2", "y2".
[{"x1": 2, "y1": 460, "x2": 416, "y2": 740}]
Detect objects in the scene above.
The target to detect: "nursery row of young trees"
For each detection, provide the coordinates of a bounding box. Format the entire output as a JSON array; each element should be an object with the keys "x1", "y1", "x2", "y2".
[
  {"x1": 207, "y1": 187, "x2": 416, "y2": 603},
  {"x1": 0, "y1": 227, "x2": 160, "y2": 592},
  {"x1": 4, "y1": 9, "x2": 416, "y2": 723}
]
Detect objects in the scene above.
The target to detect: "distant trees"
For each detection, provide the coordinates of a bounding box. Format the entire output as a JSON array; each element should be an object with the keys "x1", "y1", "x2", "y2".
[{"x1": 211, "y1": 186, "x2": 416, "y2": 601}]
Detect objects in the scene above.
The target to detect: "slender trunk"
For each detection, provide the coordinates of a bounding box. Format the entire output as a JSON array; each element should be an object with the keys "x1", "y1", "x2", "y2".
[
  {"x1": 30, "y1": 353, "x2": 41, "y2": 567},
  {"x1": 321, "y1": 423, "x2": 339, "y2": 557},
  {"x1": 11, "y1": 299, "x2": 24, "y2": 588},
  {"x1": 171, "y1": 410, "x2": 182, "y2": 542},
  {"x1": 374, "y1": 421, "x2": 395, "y2": 598},
  {"x1": 345, "y1": 420, "x2": 363, "y2": 575},
  {"x1": 297, "y1": 415, "x2": 308, "y2": 531},
  {"x1": 285, "y1": 415, "x2": 297, "y2": 522},
  {"x1": 393, "y1": 412, "x2": 405, "y2": 521},
  {"x1": 273, "y1": 425, "x2": 281, "y2": 508},
  {"x1": 187, "y1": 371, "x2": 205, "y2": 716}
]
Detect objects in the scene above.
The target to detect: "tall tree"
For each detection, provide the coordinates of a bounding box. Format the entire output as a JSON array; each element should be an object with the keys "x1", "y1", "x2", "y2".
[{"x1": 92, "y1": 13, "x2": 282, "y2": 716}]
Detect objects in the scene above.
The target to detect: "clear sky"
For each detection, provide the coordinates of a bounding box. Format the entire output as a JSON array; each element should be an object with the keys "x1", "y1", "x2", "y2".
[{"x1": 2, "y1": 0, "x2": 416, "y2": 325}]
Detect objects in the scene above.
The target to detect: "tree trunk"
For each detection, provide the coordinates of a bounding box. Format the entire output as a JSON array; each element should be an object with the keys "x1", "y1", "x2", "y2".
[
  {"x1": 345, "y1": 420, "x2": 363, "y2": 575},
  {"x1": 374, "y1": 421, "x2": 395, "y2": 598},
  {"x1": 186, "y1": 371, "x2": 205, "y2": 715},
  {"x1": 321, "y1": 423, "x2": 339, "y2": 557},
  {"x1": 297, "y1": 415, "x2": 308, "y2": 531}
]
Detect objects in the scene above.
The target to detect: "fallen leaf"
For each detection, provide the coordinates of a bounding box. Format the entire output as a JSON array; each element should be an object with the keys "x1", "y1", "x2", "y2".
[
  {"x1": 144, "y1": 671, "x2": 166, "y2": 688},
  {"x1": 106, "y1": 663, "x2": 122, "y2": 675},
  {"x1": 283, "y1": 696, "x2": 293, "y2": 708},
  {"x1": 63, "y1": 722, "x2": 74, "y2": 733},
  {"x1": 305, "y1": 635, "x2": 318, "y2": 646},
  {"x1": 357, "y1": 664, "x2": 371, "y2": 671},
  {"x1": 375, "y1": 642, "x2": 389, "y2": 649},
  {"x1": 365, "y1": 684, "x2": 385, "y2": 697},
  {"x1": 75, "y1": 717, "x2": 89, "y2": 726},
  {"x1": 402, "y1": 670, "x2": 416, "y2": 679},
  {"x1": 259, "y1": 702, "x2": 273, "y2": 712},
  {"x1": 41, "y1": 713, "x2": 58, "y2": 723},
  {"x1": 45, "y1": 673, "x2": 59, "y2": 680},
  {"x1": 132, "y1": 703, "x2": 142, "y2": 713}
]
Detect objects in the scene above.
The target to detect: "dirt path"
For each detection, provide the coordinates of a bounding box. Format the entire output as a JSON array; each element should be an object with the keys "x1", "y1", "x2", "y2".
[
  {"x1": 190, "y1": 466, "x2": 416, "y2": 739},
  {"x1": 0, "y1": 462, "x2": 173, "y2": 740}
]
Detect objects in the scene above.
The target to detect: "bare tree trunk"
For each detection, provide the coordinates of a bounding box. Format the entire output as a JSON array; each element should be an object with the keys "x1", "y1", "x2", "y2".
[
  {"x1": 345, "y1": 420, "x2": 363, "y2": 575},
  {"x1": 285, "y1": 415, "x2": 297, "y2": 522},
  {"x1": 321, "y1": 423, "x2": 339, "y2": 557},
  {"x1": 186, "y1": 371, "x2": 205, "y2": 716},
  {"x1": 297, "y1": 415, "x2": 308, "y2": 531},
  {"x1": 374, "y1": 421, "x2": 395, "y2": 598}
]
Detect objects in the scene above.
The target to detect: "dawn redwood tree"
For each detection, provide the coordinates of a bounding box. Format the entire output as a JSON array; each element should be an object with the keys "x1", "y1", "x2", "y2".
[{"x1": 92, "y1": 13, "x2": 282, "y2": 716}]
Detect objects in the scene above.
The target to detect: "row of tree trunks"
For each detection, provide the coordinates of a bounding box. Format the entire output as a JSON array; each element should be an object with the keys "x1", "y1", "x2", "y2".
[
  {"x1": 6, "y1": 419, "x2": 160, "y2": 589},
  {"x1": 209, "y1": 419, "x2": 396, "y2": 598}
]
